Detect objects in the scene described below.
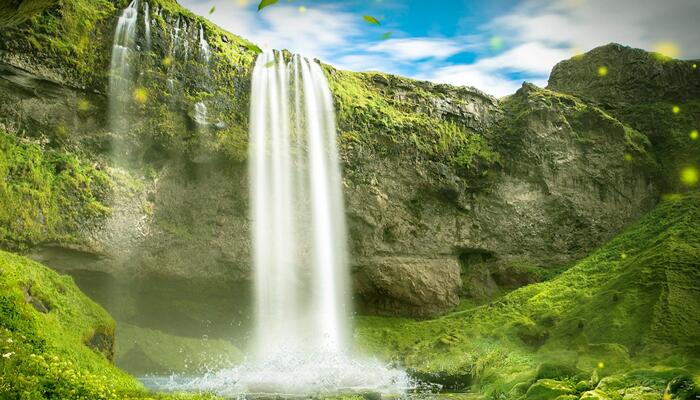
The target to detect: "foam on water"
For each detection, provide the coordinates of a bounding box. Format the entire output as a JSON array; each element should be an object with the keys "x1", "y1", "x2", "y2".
[{"x1": 144, "y1": 351, "x2": 412, "y2": 396}]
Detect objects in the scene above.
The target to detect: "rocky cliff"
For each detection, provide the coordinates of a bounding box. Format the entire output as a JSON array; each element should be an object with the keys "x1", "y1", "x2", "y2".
[{"x1": 0, "y1": 0, "x2": 689, "y2": 328}]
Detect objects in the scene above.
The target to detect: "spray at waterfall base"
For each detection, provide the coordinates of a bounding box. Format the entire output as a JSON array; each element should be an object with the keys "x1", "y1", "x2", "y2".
[{"x1": 148, "y1": 51, "x2": 411, "y2": 395}]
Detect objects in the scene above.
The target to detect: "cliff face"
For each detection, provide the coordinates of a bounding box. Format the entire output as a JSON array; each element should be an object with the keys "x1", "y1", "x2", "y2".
[
  {"x1": 0, "y1": 0, "x2": 671, "y2": 322},
  {"x1": 548, "y1": 43, "x2": 700, "y2": 193}
]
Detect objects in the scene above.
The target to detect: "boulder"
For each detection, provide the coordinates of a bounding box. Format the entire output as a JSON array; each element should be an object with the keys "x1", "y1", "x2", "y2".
[{"x1": 353, "y1": 256, "x2": 461, "y2": 318}]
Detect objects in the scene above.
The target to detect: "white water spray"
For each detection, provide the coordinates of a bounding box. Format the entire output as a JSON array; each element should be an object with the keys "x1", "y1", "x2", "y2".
[
  {"x1": 143, "y1": 1, "x2": 151, "y2": 50},
  {"x1": 194, "y1": 101, "x2": 208, "y2": 125},
  {"x1": 199, "y1": 24, "x2": 210, "y2": 64},
  {"x1": 151, "y1": 50, "x2": 410, "y2": 395}
]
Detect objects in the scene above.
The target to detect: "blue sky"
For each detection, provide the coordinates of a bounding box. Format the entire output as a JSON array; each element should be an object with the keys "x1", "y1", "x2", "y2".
[{"x1": 180, "y1": 0, "x2": 700, "y2": 97}]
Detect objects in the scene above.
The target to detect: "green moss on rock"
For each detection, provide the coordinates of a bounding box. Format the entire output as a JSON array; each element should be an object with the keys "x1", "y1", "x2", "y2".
[
  {"x1": 326, "y1": 67, "x2": 500, "y2": 173},
  {"x1": 0, "y1": 128, "x2": 110, "y2": 250}
]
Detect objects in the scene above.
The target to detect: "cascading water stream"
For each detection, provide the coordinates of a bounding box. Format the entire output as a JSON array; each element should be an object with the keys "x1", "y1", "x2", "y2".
[
  {"x1": 199, "y1": 24, "x2": 210, "y2": 64},
  {"x1": 155, "y1": 50, "x2": 410, "y2": 395},
  {"x1": 143, "y1": 1, "x2": 151, "y2": 50},
  {"x1": 109, "y1": 0, "x2": 139, "y2": 133},
  {"x1": 250, "y1": 50, "x2": 349, "y2": 358}
]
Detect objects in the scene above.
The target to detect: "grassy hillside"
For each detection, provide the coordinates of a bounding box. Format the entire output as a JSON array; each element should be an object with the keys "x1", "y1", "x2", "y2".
[
  {"x1": 355, "y1": 192, "x2": 700, "y2": 398},
  {"x1": 0, "y1": 250, "x2": 223, "y2": 399}
]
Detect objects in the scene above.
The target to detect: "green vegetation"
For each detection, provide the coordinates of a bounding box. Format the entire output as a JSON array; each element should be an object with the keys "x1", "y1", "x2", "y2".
[
  {"x1": 613, "y1": 101, "x2": 700, "y2": 192},
  {"x1": 0, "y1": 129, "x2": 110, "y2": 250},
  {"x1": 116, "y1": 323, "x2": 244, "y2": 376},
  {"x1": 0, "y1": 250, "x2": 223, "y2": 399},
  {"x1": 0, "y1": 0, "x2": 57, "y2": 27},
  {"x1": 355, "y1": 192, "x2": 700, "y2": 398},
  {"x1": 0, "y1": 249, "x2": 136, "y2": 398},
  {"x1": 327, "y1": 68, "x2": 499, "y2": 173},
  {"x1": 495, "y1": 83, "x2": 653, "y2": 171}
]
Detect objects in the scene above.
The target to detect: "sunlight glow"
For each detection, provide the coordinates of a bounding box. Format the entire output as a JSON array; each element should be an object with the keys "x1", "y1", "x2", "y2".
[
  {"x1": 133, "y1": 87, "x2": 149, "y2": 104},
  {"x1": 653, "y1": 41, "x2": 680, "y2": 58},
  {"x1": 681, "y1": 166, "x2": 698, "y2": 186}
]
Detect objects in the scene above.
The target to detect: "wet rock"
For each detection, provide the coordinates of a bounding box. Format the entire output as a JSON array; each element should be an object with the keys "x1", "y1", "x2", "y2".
[
  {"x1": 22, "y1": 283, "x2": 50, "y2": 313},
  {"x1": 87, "y1": 328, "x2": 115, "y2": 361}
]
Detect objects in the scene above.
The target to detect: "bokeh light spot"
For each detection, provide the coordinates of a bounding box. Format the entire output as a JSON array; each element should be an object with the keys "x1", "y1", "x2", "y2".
[
  {"x1": 672, "y1": 105, "x2": 680, "y2": 114},
  {"x1": 597, "y1": 66, "x2": 608, "y2": 76},
  {"x1": 597, "y1": 361, "x2": 605, "y2": 369},
  {"x1": 624, "y1": 153, "x2": 633, "y2": 162},
  {"x1": 690, "y1": 130, "x2": 699, "y2": 140},
  {"x1": 77, "y1": 99, "x2": 90, "y2": 111},
  {"x1": 489, "y1": 36, "x2": 503, "y2": 51},
  {"x1": 681, "y1": 167, "x2": 698, "y2": 186},
  {"x1": 653, "y1": 41, "x2": 680, "y2": 58},
  {"x1": 133, "y1": 87, "x2": 149, "y2": 104}
]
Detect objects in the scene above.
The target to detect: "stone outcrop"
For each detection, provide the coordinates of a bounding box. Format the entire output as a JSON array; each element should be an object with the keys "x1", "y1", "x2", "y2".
[{"x1": 353, "y1": 256, "x2": 462, "y2": 318}]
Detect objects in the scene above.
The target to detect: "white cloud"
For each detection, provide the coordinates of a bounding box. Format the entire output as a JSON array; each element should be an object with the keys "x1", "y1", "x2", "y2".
[
  {"x1": 419, "y1": 65, "x2": 527, "y2": 98},
  {"x1": 485, "y1": 0, "x2": 700, "y2": 58},
  {"x1": 367, "y1": 37, "x2": 476, "y2": 61},
  {"x1": 415, "y1": 42, "x2": 569, "y2": 97},
  {"x1": 181, "y1": 1, "x2": 362, "y2": 60},
  {"x1": 180, "y1": 0, "x2": 700, "y2": 97},
  {"x1": 474, "y1": 42, "x2": 571, "y2": 75}
]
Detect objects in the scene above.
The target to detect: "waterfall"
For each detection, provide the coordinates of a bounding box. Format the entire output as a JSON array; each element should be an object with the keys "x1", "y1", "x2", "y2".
[
  {"x1": 249, "y1": 50, "x2": 350, "y2": 358},
  {"x1": 109, "y1": 0, "x2": 139, "y2": 134},
  {"x1": 143, "y1": 1, "x2": 151, "y2": 50},
  {"x1": 199, "y1": 24, "x2": 210, "y2": 64},
  {"x1": 152, "y1": 50, "x2": 410, "y2": 395},
  {"x1": 170, "y1": 16, "x2": 181, "y2": 57},
  {"x1": 193, "y1": 101, "x2": 207, "y2": 125}
]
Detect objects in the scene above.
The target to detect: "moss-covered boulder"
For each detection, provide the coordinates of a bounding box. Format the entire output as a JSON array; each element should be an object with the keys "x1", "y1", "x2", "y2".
[
  {"x1": 0, "y1": 250, "x2": 226, "y2": 399},
  {"x1": 524, "y1": 379, "x2": 576, "y2": 400}
]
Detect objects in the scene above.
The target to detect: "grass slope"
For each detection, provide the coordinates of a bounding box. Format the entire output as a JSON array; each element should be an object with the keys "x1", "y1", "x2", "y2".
[
  {"x1": 0, "y1": 250, "x2": 222, "y2": 399},
  {"x1": 355, "y1": 192, "x2": 700, "y2": 398}
]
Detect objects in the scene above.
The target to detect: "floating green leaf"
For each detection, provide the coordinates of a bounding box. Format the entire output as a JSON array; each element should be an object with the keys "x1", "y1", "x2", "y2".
[
  {"x1": 258, "y1": 0, "x2": 279, "y2": 11},
  {"x1": 264, "y1": 60, "x2": 275, "y2": 68},
  {"x1": 380, "y1": 31, "x2": 393, "y2": 40},
  {"x1": 363, "y1": 15, "x2": 380, "y2": 25},
  {"x1": 209, "y1": 6, "x2": 216, "y2": 14},
  {"x1": 244, "y1": 42, "x2": 263, "y2": 53}
]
